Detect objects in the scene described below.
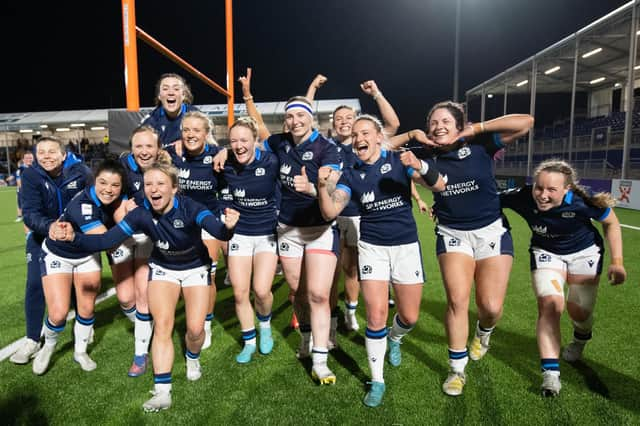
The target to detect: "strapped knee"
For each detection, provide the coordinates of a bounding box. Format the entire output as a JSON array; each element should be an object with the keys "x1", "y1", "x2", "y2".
[{"x1": 531, "y1": 269, "x2": 565, "y2": 299}]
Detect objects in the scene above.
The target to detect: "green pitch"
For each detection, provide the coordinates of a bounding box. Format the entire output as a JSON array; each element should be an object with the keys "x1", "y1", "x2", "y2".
[{"x1": 0, "y1": 186, "x2": 638, "y2": 425}]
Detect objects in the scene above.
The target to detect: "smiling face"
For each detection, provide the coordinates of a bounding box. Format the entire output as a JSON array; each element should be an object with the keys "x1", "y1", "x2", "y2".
[
  {"x1": 181, "y1": 116, "x2": 208, "y2": 156},
  {"x1": 158, "y1": 76, "x2": 186, "y2": 118},
  {"x1": 532, "y1": 170, "x2": 569, "y2": 211},
  {"x1": 285, "y1": 109, "x2": 313, "y2": 142},
  {"x1": 131, "y1": 130, "x2": 159, "y2": 171},
  {"x1": 35, "y1": 140, "x2": 65, "y2": 176},
  {"x1": 23, "y1": 152, "x2": 34, "y2": 167},
  {"x1": 428, "y1": 107, "x2": 461, "y2": 146},
  {"x1": 351, "y1": 118, "x2": 383, "y2": 164},
  {"x1": 144, "y1": 169, "x2": 178, "y2": 214},
  {"x1": 95, "y1": 171, "x2": 123, "y2": 205},
  {"x1": 229, "y1": 125, "x2": 256, "y2": 165},
  {"x1": 333, "y1": 107, "x2": 355, "y2": 140}
]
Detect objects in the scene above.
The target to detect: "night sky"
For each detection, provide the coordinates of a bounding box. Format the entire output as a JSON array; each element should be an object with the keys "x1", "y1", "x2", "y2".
[{"x1": 2, "y1": 0, "x2": 629, "y2": 131}]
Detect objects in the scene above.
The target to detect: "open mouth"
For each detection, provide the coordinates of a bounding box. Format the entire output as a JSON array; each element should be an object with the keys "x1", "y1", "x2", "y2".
[{"x1": 356, "y1": 142, "x2": 369, "y2": 154}]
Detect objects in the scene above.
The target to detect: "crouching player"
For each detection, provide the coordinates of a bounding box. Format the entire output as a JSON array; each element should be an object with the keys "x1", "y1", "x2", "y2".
[
  {"x1": 52, "y1": 162, "x2": 239, "y2": 412},
  {"x1": 501, "y1": 159, "x2": 626, "y2": 396}
]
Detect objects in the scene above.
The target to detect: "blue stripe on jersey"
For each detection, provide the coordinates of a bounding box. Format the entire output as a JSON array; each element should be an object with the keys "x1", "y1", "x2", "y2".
[
  {"x1": 492, "y1": 132, "x2": 504, "y2": 149},
  {"x1": 89, "y1": 186, "x2": 102, "y2": 207},
  {"x1": 326, "y1": 163, "x2": 341, "y2": 171},
  {"x1": 598, "y1": 207, "x2": 611, "y2": 222},
  {"x1": 126, "y1": 154, "x2": 139, "y2": 172},
  {"x1": 80, "y1": 220, "x2": 103, "y2": 233},
  {"x1": 196, "y1": 210, "x2": 213, "y2": 226},
  {"x1": 564, "y1": 190, "x2": 574, "y2": 204},
  {"x1": 336, "y1": 184, "x2": 351, "y2": 196},
  {"x1": 118, "y1": 220, "x2": 134, "y2": 236}
]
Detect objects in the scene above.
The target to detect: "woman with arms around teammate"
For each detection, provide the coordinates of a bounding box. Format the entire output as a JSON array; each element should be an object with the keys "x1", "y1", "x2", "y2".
[
  {"x1": 390, "y1": 102, "x2": 534, "y2": 396},
  {"x1": 501, "y1": 159, "x2": 626, "y2": 396},
  {"x1": 32, "y1": 160, "x2": 129, "y2": 375},
  {"x1": 54, "y1": 162, "x2": 239, "y2": 412},
  {"x1": 218, "y1": 117, "x2": 280, "y2": 363},
  {"x1": 10, "y1": 137, "x2": 92, "y2": 365},
  {"x1": 318, "y1": 114, "x2": 445, "y2": 407}
]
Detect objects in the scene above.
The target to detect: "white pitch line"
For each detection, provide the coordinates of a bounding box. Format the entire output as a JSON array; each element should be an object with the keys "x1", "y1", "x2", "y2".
[
  {"x1": 0, "y1": 287, "x2": 117, "y2": 363},
  {"x1": 621, "y1": 223, "x2": 640, "y2": 231}
]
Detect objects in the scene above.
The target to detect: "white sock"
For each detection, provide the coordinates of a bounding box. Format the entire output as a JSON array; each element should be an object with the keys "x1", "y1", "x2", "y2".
[
  {"x1": 122, "y1": 305, "x2": 136, "y2": 323},
  {"x1": 154, "y1": 383, "x2": 171, "y2": 394},
  {"x1": 448, "y1": 348, "x2": 469, "y2": 373},
  {"x1": 389, "y1": 314, "x2": 413, "y2": 343},
  {"x1": 365, "y1": 334, "x2": 387, "y2": 383},
  {"x1": 135, "y1": 312, "x2": 153, "y2": 356},
  {"x1": 312, "y1": 347, "x2": 328, "y2": 367},
  {"x1": 74, "y1": 315, "x2": 95, "y2": 353},
  {"x1": 43, "y1": 317, "x2": 63, "y2": 347}
]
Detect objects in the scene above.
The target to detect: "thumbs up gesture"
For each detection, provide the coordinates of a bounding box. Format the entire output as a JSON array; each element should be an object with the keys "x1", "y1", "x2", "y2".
[{"x1": 294, "y1": 166, "x2": 317, "y2": 197}]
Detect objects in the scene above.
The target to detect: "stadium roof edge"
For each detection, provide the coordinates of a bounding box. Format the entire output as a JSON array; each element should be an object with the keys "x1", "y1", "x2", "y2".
[{"x1": 465, "y1": 0, "x2": 635, "y2": 95}]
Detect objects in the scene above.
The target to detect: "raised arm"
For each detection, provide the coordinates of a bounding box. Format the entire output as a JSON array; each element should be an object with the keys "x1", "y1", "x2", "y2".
[
  {"x1": 360, "y1": 80, "x2": 400, "y2": 136},
  {"x1": 388, "y1": 129, "x2": 438, "y2": 150},
  {"x1": 317, "y1": 166, "x2": 350, "y2": 221},
  {"x1": 600, "y1": 209, "x2": 626, "y2": 285},
  {"x1": 305, "y1": 74, "x2": 328, "y2": 102},
  {"x1": 457, "y1": 114, "x2": 534, "y2": 144},
  {"x1": 238, "y1": 68, "x2": 271, "y2": 141}
]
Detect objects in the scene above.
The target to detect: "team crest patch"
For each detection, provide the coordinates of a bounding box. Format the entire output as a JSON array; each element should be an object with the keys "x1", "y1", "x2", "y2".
[
  {"x1": 380, "y1": 163, "x2": 392, "y2": 174},
  {"x1": 457, "y1": 146, "x2": 471, "y2": 159},
  {"x1": 81, "y1": 203, "x2": 93, "y2": 216},
  {"x1": 173, "y1": 219, "x2": 184, "y2": 228},
  {"x1": 302, "y1": 151, "x2": 314, "y2": 161},
  {"x1": 203, "y1": 156, "x2": 213, "y2": 164},
  {"x1": 230, "y1": 243, "x2": 239, "y2": 251},
  {"x1": 50, "y1": 260, "x2": 61, "y2": 269},
  {"x1": 255, "y1": 167, "x2": 265, "y2": 176},
  {"x1": 361, "y1": 265, "x2": 372, "y2": 274}
]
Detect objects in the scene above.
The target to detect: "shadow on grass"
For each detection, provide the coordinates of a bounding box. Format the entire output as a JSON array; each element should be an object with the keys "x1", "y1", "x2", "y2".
[{"x1": 0, "y1": 389, "x2": 48, "y2": 425}]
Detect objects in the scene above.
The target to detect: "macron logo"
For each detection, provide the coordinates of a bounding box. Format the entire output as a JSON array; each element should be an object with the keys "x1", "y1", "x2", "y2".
[
  {"x1": 280, "y1": 164, "x2": 292, "y2": 175},
  {"x1": 178, "y1": 168, "x2": 190, "y2": 179},
  {"x1": 532, "y1": 225, "x2": 547, "y2": 234},
  {"x1": 233, "y1": 188, "x2": 246, "y2": 198},
  {"x1": 361, "y1": 191, "x2": 375, "y2": 204}
]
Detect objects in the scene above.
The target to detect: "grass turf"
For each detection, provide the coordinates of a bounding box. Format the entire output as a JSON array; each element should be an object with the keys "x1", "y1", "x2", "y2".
[{"x1": 0, "y1": 185, "x2": 638, "y2": 425}]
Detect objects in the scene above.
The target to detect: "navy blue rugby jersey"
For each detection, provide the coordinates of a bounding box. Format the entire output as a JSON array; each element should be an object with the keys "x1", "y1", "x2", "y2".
[
  {"x1": 336, "y1": 149, "x2": 417, "y2": 246},
  {"x1": 120, "y1": 154, "x2": 145, "y2": 205},
  {"x1": 217, "y1": 148, "x2": 279, "y2": 236},
  {"x1": 500, "y1": 185, "x2": 609, "y2": 255},
  {"x1": 142, "y1": 104, "x2": 199, "y2": 148},
  {"x1": 73, "y1": 194, "x2": 233, "y2": 270},
  {"x1": 167, "y1": 144, "x2": 220, "y2": 212},
  {"x1": 334, "y1": 140, "x2": 360, "y2": 217},
  {"x1": 46, "y1": 186, "x2": 125, "y2": 259},
  {"x1": 264, "y1": 130, "x2": 341, "y2": 227},
  {"x1": 432, "y1": 132, "x2": 504, "y2": 230}
]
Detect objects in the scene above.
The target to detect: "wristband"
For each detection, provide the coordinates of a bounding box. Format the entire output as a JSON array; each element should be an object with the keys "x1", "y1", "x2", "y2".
[
  {"x1": 243, "y1": 95, "x2": 254, "y2": 101},
  {"x1": 420, "y1": 160, "x2": 440, "y2": 186},
  {"x1": 611, "y1": 257, "x2": 623, "y2": 266}
]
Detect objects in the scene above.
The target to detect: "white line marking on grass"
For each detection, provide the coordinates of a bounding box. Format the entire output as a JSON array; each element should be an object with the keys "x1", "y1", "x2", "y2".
[
  {"x1": 621, "y1": 223, "x2": 640, "y2": 231},
  {"x1": 0, "y1": 287, "x2": 117, "y2": 362}
]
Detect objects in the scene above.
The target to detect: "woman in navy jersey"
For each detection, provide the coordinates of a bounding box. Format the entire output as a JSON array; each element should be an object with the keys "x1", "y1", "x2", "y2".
[
  {"x1": 390, "y1": 102, "x2": 534, "y2": 396},
  {"x1": 166, "y1": 111, "x2": 222, "y2": 350},
  {"x1": 53, "y1": 162, "x2": 239, "y2": 412},
  {"x1": 317, "y1": 114, "x2": 445, "y2": 407},
  {"x1": 501, "y1": 159, "x2": 626, "y2": 396},
  {"x1": 219, "y1": 117, "x2": 280, "y2": 363},
  {"x1": 142, "y1": 73, "x2": 199, "y2": 147},
  {"x1": 9, "y1": 137, "x2": 92, "y2": 366},
  {"x1": 113, "y1": 125, "x2": 169, "y2": 377},
  {"x1": 32, "y1": 160, "x2": 128, "y2": 375}
]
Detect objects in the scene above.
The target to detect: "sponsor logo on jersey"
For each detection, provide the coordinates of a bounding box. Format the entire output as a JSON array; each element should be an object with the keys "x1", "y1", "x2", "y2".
[
  {"x1": 234, "y1": 188, "x2": 246, "y2": 198},
  {"x1": 280, "y1": 164, "x2": 292, "y2": 175},
  {"x1": 161, "y1": 125, "x2": 166, "y2": 132},
  {"x1": 285, "y1": 145, "x2": 291, "y2": 153},
  {"x1": 361, "y1": 191, "x2": 375, "y2": 204},
  {"x1": 178, "y1": 168, "x2": 191, "y2": 179},
  {"x1": 457, "y1": 146, "x2": 471, "y2": 159},
  {"x1": 442, "y1": 174, "x2": 448, "y2": 184},
  {"x1": 157, "y1": 240, "x2": 170, "y2": 250},
  {"x1": 302, "y1": 151, "x2": 313, "y2": 161},
  {"x1": 203, "y1": 156, "x2": 213, "y2": 164},
  {"x1": 134, "y1": 182, "x2": 141, "y2": 191},
  {"x1": 81, "y1": 203, "x2": 93, "y2": 216},
  {"x1": 255, "y1": 167, "x2": 265, "y2": 176},
  {"x1": 173, "y1": 219, "x2": 184, "y2": 228},
  {"x1": 67, "y1": 180, "x2": 78, "y2": 189},
  {"x1": 561, "y1": 212, "x2": 575, "y2": 218},
  {"x1": 380, "y1": 163, "x2": 392, "y2": 174},
  {"x1": 360, "y1": 172, "x2": 366, "y2": 180}
]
